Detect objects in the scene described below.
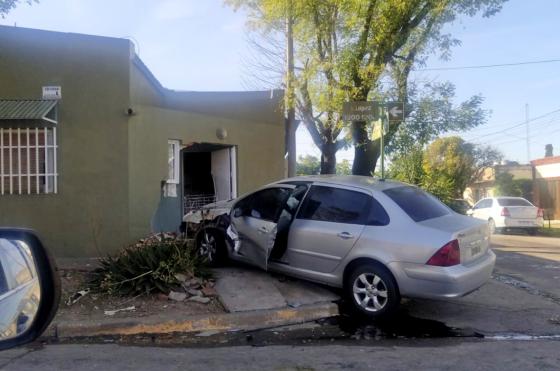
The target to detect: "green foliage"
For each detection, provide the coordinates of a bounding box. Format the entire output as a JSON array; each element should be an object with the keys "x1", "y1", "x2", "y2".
[
  {"x1": 0, "y1": 0, "x2": 36, "y2": 17},
  {"x1": 494, "y1": 172, "x2": 532, "y2": 199},
  {"x1": 389, "y1": 136, "x2": 502, "y2": 203},
  {"x1": 89, "y1": 234, "x2": 208, "y2": 296},
  {"x1": 227, "y1": 0, "x2": 506, "y2": 175},
  {"x1": 296, "y1": 155, "x2": 353, "y2": 175}
]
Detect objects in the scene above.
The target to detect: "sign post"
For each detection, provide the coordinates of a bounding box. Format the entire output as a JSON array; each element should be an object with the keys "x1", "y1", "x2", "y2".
[{"x1": 343, "y1": 101, "x2": 406, "y2": 179}]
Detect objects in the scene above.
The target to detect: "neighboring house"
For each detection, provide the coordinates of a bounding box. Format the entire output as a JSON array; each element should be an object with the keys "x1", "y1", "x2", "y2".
[
  {"x1": 531, "y1": 155, "x2": 560, "y2": 220},
  {"x1": 0, "y1": 26, "x2": 285, "y2": 257},
  {"x1": 463, "y1": 162, "x2": 533, "y2": 204}
]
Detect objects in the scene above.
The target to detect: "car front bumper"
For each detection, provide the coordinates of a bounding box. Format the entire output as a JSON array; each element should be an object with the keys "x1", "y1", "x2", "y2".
[{"x1": 388, "y1": 249, "x2": 496, "y2": 299}]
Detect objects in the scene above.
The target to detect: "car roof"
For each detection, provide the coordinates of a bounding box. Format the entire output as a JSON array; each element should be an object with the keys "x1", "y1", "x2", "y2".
[{"x1": 277, "y1": 175, "x2": 409, "y2": 192}]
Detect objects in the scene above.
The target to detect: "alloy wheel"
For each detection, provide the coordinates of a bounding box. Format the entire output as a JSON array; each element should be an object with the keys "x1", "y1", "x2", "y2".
[
  {"x1": 199, "y1": 230, "x2": 216, "y2": 263},
  {"x1": 352, "y1": 273, "x2": 388, "y2": 312}
]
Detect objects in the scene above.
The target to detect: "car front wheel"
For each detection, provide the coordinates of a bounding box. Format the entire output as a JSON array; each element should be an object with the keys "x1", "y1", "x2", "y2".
[
  {"x1": 345, "y1": 263, "x2": 400, "y2": 318},
  {"x1": 196, "y1": 228, "x2": 227, "y2": 267}
]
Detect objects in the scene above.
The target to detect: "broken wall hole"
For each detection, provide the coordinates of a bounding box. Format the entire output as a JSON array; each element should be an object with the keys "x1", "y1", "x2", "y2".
[{"x1": 182, "y1": 143, "x2": 237, "y2": 215}]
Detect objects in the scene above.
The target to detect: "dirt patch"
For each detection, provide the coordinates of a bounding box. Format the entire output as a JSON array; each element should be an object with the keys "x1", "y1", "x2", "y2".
[{"x1": 55, "y1": 269, "x2": 225, "y2": 324}]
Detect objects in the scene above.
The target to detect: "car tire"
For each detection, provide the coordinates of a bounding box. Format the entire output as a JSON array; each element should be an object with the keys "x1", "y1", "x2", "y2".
[
  {"x1": 196, "y1": 228, "x2": 227, "y2": 267},
  {"x1": 345, "y1": 263, "x2": 400, "y2": 319}
]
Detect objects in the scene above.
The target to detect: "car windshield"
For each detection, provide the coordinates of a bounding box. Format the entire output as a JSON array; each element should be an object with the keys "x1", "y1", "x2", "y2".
[
  {"x1": 383, "y1": 186, "x2": 450, "y2": 222},
  {"x1": 497, "y1": 198, "x2": 532, "y2": 207}
]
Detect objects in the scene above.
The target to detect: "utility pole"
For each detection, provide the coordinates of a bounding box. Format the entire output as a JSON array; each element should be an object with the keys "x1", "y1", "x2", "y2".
[
  {"x1": 525, "y1": 103, "x2": 530, "y2": 163},
  {"x1": 285, "y1": 0, "x2": 297, "y2": 177}
]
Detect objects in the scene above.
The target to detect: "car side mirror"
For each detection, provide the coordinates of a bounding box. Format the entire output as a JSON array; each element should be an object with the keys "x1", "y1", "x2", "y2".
[
  {"x1": 466, "y1": 208, "x2": 474, "y2": 216},
  {"x1": 233, "y1": 207, "x2": 243, "y2": 218},
  {"x1": 0, "y1": 229, "x2": 60, "y2": 351}
]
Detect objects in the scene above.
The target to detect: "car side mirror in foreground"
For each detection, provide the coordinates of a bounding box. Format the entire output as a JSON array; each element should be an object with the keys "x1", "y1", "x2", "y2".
[
  {"x1": 0, "y1": 229, "x2": 60, "y2": 351},
  {"x1": 233, "y1": 207, "x2": 243, "y2": 218}
]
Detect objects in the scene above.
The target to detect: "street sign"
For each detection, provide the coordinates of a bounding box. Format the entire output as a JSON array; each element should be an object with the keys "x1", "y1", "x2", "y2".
[
  {"x1": 387, "y1": 102, "x2": 405, "y2": 121},
  {"x1": 42, "y1": 86, "x2": 62, "y2": 100},
  {"x1": 342, "y1": 101, "x2": 379, "y2": 121}
]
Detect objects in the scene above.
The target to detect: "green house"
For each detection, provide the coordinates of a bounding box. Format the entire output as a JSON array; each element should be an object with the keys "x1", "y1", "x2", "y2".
[{"x1": 0, "y1": 26, "x2": 285, "y2": 257}]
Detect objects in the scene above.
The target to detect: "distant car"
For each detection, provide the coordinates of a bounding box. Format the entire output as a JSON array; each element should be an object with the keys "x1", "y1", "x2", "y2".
[
  {"x1": 186, "y1": 176, "x2": 495, "y2": 318},
  {"x1": 447, "y1": 199, "x2": 472, "y2": 215},
  {"x1": 467, "y1": 197, "x2": 544, "y2": 235}
]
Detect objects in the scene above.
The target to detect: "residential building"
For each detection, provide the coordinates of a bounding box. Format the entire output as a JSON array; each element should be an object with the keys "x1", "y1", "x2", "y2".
[{"x1": 0, "y1": 26, "x2": 285, "y2": 257}]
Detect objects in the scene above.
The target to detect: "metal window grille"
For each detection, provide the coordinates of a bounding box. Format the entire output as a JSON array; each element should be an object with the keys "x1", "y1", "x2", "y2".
[{"x1": 0, "y1": 127, "x2": 58, "y2": 195}]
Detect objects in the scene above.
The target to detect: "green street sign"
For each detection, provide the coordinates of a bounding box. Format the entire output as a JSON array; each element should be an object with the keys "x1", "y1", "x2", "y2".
[
  {"x1": 387, "y1": 102, "x2": 405, "y2": 121},
  {"x1": 342, "y1": 101, "x2": 380, "y2": 121}
]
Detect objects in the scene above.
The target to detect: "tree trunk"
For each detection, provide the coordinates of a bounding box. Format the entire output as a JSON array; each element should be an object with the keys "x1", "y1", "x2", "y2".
[
  {"x1": 320, "y1": 143, "x2": 337, "y2": 174},
  {"x1": 351, "y1": 121, "x2": 380, "y2": 176}
]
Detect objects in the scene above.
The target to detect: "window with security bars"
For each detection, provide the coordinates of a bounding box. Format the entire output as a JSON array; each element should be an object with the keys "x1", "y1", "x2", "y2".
[{"x1": 0, "y1": 127, "x2": 58, "y2": 195}]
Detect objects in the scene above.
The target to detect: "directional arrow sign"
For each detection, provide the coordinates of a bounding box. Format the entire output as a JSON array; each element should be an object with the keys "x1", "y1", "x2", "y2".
[{"x1": 387, "y1": 102, "x2": 405, "y2": 121}]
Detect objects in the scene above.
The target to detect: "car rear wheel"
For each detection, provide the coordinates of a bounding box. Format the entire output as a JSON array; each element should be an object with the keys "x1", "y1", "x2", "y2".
[
  {"x1": 527, "y1": 228, "x2": 538, "y2": 236},
  {"x1": 345, "y1": 264, "x2": 400, "y2": 319},
  {"x1": 196, "y1": 228, "x2": 227, "y2": 267}
]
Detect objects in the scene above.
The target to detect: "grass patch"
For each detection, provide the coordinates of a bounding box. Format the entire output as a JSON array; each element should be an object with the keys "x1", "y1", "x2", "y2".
[
  {"x1": 89, "y1": 233, "x2": 209, "y2": 296},
  {"x1": 538, "y1": 227, "x2": 560, "y2": 238}
]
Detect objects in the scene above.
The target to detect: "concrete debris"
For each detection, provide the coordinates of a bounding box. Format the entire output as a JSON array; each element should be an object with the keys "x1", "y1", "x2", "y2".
[
  {"x1": 104, "y1": 306, "x2": 136, "y2": 316},
  {"x1": 168, "y1": 291, "x2": 188, "y2": 302},
  {"x1": 186, "y1": 289, "x2": 203, "y2": 297},
  {"x1": 188, "y1": 295, "x2": 211, "y2": 304},
  {"x1": 201, "y1": 286, "x2": 217, "y2": 297},
  {"x1": 66, "y1": 289, "x2": 90, "y2": 306}
]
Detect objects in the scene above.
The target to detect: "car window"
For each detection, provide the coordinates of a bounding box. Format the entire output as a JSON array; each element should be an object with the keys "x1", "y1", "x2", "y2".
[
  {"x1": 474, "y1": 199, "x2": 492, "y2": 209},
  {"x1": 297, "y1": 185, "x2": 373, "y2": 225},
  {"x1": 497, "y1": 198, "x2": 532, "y2": 207},
  {"x1": 246, "y1": 188, "x2": 292, "y2": 222},
  {"x1": 383, "y1": 186, "x2": 450, "y2": 222}
]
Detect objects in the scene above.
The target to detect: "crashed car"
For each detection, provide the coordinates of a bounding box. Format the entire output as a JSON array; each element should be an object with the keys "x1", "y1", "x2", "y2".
[{"x1": 184, "y1": 175, "x2": 495, "y2": 318}]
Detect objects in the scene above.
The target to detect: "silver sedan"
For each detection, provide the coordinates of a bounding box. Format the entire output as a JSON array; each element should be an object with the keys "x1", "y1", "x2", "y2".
[{"x1": 189, "y1": 175, "x2": 496, "y2": 318}]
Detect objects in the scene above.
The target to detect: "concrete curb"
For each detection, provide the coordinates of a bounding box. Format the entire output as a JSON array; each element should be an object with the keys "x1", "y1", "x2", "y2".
[{"x1": 48, "y1": 302, "x2": 339, "y2": 338}]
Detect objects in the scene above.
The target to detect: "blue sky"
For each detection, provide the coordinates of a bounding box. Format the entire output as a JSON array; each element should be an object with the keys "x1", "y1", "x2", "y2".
[{"x1": 2, "y1": 0, "x2": 559, "y2": 164}]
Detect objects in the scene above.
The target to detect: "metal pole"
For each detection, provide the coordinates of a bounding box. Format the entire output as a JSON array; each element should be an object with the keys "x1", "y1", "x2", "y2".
[
  {"x1": 380, "y1": 107, "x2": 385, "y2": 179},
  {"x1": 285, "y1": 0, "x2": 297, "y2": 177},
  {"x1": 525, "y1": 103, "x2": 530, "y2": 163}
]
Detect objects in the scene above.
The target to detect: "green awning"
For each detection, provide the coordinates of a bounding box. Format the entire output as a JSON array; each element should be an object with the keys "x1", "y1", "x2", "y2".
[{"x1": 0, "y1": 100, "x2": 58, "y2": 124}]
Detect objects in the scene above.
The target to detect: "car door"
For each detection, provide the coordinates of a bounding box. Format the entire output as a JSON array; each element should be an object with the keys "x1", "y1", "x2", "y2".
[
  {"x1": 229, "y1": 185, "x2": 294, "y2": 270},
  {"x1": 284, "y1": 184, "x2": 371, "y2": 273},
  {"x1": 472, "y1": 198, "x2": 491, "y2": 220}
]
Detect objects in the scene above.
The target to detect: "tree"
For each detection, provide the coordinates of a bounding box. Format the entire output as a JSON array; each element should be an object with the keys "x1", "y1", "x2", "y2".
[
  {"x1": 296, "y1": 155, "x2": 353, "y2": 175},
  {"x1": 0, "y1": 0, "x2": 35, "y2": 17},
  {"x1": 296, "y1": 154, "x2": 320, "y2": 175},
  {"x1": 228, "y1": 0, "x2": 506, "y2": 175},
  {"x1": 389, "y1": 136, "x2": 502, "y2": 203}
]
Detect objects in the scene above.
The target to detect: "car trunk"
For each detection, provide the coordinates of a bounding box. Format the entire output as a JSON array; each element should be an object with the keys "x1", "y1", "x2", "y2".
[
  {"x1": 504, "y1": 206, "x2": 538, "y2": 219},
  {"x1": 419, "y1": 214, "x2": 489, "y2": 264}
]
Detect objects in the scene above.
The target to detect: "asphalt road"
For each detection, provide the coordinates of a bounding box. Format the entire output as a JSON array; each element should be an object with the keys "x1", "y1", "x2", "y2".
[{"x1": 1, "y1": 234, "x2": 559, "y2": 370}]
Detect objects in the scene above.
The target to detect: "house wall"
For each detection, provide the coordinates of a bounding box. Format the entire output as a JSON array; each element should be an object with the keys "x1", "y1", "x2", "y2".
[
  {"x1": 0, "y1": 26, "x2": 131, "y2": 257},
  {"x1": 127, "y1": 105, "x2": 285, "y2": 241}
]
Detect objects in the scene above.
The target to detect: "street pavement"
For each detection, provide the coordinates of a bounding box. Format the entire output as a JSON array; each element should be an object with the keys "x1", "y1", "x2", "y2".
[{"x1": 1, "y1": 234, "x2": 560, "y2": 370}]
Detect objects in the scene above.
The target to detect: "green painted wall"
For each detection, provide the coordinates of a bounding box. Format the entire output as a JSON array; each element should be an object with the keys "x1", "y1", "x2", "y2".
[
  {"x1": 0, "y1": 26, "x2": 131, "y2": 257},
  {"x1": 127, "y1": 105, "x2": 285, "y2": 241},
  {"x1": 0, "y1": 26, "x2": 286, "y2": 257}
]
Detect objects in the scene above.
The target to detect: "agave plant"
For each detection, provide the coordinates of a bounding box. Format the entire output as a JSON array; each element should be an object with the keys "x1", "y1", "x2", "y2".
[{"x1": 90, "y1": 233, "x2": 209, "y2": 296}]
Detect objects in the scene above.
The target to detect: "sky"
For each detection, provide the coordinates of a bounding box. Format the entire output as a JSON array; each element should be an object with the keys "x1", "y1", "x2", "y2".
[{"x1": 2, "y1": 0, "x2": 559, "y2": 164}]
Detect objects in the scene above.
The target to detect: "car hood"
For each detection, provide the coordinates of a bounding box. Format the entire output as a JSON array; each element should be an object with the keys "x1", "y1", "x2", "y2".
[{"x1": 183, "y1": 199, "x2": 235, "y2": 223}]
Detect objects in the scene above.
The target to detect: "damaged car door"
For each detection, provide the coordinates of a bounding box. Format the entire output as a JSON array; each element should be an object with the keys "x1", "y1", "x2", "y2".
[{"x1": 229, "y1": 185, "x2": 294, "y2": 270}]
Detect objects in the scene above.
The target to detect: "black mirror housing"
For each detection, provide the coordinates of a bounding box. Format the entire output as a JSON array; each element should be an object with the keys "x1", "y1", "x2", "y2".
[{"x1": 0, "y1": 229, "x2": 60, "y2": 351}]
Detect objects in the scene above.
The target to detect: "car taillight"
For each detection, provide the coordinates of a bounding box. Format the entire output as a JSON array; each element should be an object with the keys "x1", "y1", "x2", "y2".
[
  {"x1": 537, "y1": 208, "x2": 544, "y2": 218},
  {"x1": 426, "y1": 240, "x2": 460, "y2": 267},
  {"x1": 500, "y1": 207, "x2": 510, "y2": 217}
]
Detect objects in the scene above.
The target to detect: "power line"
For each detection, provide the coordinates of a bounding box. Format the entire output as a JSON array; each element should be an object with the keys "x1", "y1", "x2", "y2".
[
  {"x1": 464, "y1": 108, "x2": 560, "y2": 142},
  {"x1": 416, "y1": 58, "x2": 560, "y2": 72}
]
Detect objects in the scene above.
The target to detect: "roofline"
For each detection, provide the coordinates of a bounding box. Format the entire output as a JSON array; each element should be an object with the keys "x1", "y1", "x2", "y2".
[{"x1": 531, "y1": 156, "x2": 560, "y2": 166}]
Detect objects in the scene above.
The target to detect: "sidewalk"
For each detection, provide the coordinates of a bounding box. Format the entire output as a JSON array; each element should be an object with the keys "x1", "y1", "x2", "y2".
[{"x1": 48, "y1": 263, "x2": 340, "y2": 338}]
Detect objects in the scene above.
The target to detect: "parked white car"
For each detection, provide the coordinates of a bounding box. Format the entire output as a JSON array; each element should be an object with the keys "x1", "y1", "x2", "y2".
[{"x1": 467, "y1": 197, "x2": 544, "y2": 235}]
